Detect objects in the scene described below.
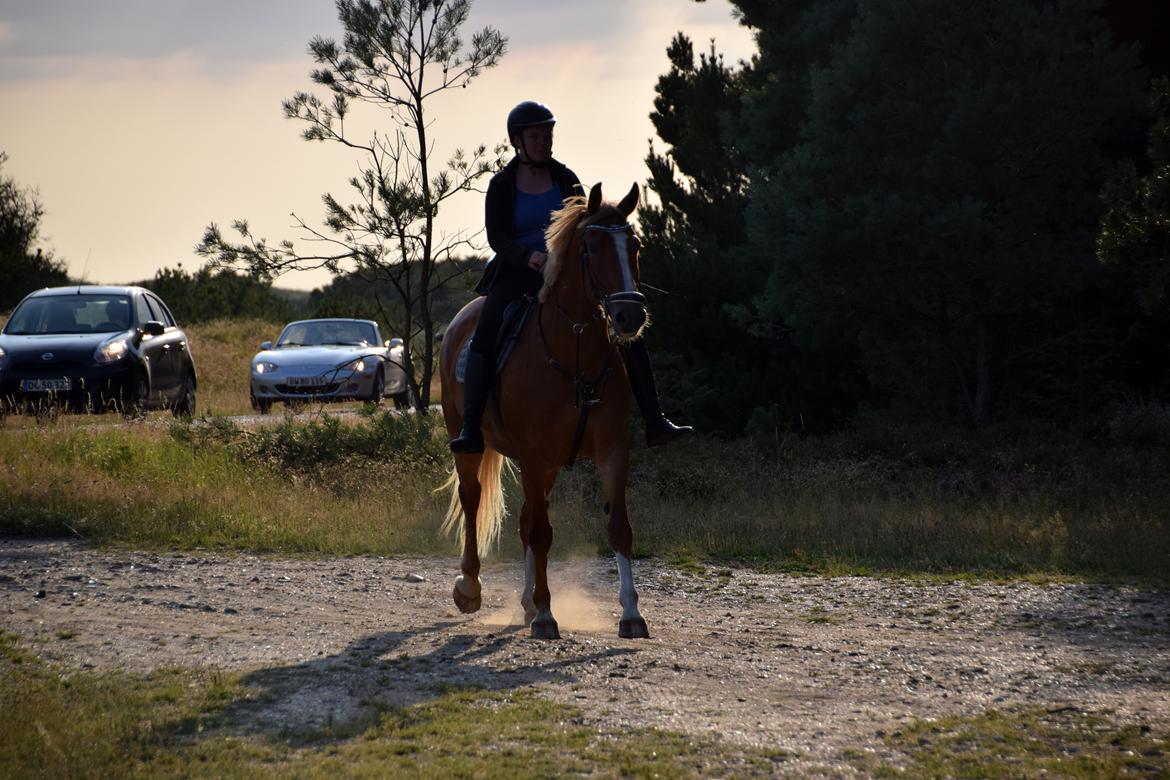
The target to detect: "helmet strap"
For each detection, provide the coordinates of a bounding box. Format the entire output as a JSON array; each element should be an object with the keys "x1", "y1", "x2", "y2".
[{"x1": 516, "y1": 134, "x2": 548, "y2": 169}]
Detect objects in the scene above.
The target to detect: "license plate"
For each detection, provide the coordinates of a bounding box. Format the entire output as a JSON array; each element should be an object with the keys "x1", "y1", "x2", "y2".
[
  {"x1": 21, "y1": 378, "x2": 72, "y2": 392},
  {"x1": 287, "y1": 376, "x2": 327, "y2": 387}
]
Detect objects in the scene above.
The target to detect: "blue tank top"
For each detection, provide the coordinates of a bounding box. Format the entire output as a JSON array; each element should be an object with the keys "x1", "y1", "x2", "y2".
[{"x1": 513, "y1": 184, "x2": 563, "y2": 253}]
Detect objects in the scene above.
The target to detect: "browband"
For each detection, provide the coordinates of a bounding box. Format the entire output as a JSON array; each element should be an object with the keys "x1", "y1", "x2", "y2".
[{"x1": 582, "y1": 223, "x2": 633, "y2": 233}]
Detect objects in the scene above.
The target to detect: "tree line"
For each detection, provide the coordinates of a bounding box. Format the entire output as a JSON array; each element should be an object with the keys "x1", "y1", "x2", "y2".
[
  {"x1": 0, "y1": 152, "x2": 70, "y2": 312},
  {"x1": 638, "y1": 0, "x2": 1170, "y2": 434},
  {"x1": 131, "y1": 261, "x2": 478, "y2": 331},
  {"x1": 7, "y1": 0, "x2": 1168, "y2": 437}
]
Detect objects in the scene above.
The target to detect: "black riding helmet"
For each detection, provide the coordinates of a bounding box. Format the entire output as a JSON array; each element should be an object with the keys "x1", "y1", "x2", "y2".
[
  {"x1": 508, "y1": 101, "x2": 556, "y2": 166},
  {"x1": 507, "y1": 100, "x2": 556, "y2": 141}
]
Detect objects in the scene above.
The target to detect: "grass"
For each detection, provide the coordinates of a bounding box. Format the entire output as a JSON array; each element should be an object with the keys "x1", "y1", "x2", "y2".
[
  {"x1": 0, "y1": 631, "x2": 776, "y2": 779},
  {"x1": 185, "y1": 317, "x2": 283, "y2": 416},
  {"x1": 2, "y1": 314, "x2": 1169, "y2": 579},
  {"x1": 2, "y1": 405, "x2": 1169, "y2": 579},
  {"x1": 3, "y1": 629, "x2": 1166, "y2": 778},
  {"x1": 858, "y1": 706, "x2": 1169, "y2": 777},
  {"x1": 0, "y1": 412, "x2": 454, "y2": 554},
  {"x1": 545, "y1": 421, "x2": 1170, "y2": 580}
]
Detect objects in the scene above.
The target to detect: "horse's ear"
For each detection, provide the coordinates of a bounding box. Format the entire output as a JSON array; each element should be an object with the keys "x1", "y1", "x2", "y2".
[
  {"x1": 587, "y1": 183, "x2": 602, "y2": 215},
  {"x1": 617, "y1": 183, "x2": 639, "y2": 218}
]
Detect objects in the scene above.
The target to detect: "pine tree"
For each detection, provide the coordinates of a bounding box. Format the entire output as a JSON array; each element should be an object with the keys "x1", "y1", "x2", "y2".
[{"x1": 739, "y1": 0, "x2": 1144, "y2": 425}]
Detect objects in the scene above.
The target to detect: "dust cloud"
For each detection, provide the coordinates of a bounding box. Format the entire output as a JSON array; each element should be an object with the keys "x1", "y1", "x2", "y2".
[{"x1": 478, "y1": 560, "x2": 615, "y2": 633}]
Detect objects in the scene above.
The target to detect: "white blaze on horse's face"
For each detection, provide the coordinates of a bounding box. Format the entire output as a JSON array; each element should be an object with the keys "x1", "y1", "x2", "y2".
[
  {"x1": 584, "y1": 223, "x2": 648, "y2": 342},
  {"x1": 613, "y1": 232, "x2": 636, "y2": 292}
]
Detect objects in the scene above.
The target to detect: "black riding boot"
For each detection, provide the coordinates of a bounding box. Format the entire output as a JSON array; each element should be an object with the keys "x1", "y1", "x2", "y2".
[
  {"x1": 622, "y1": 340, "x2": 693, "y2": 447},
  {"x1": 449, "y1": 351, "x2": 491, "y2": 454}
]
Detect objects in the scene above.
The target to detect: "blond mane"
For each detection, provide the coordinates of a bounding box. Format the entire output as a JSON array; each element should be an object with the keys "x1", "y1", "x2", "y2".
[{"x1": 540, "y1": 195, "x2": 626, "y2": 302}]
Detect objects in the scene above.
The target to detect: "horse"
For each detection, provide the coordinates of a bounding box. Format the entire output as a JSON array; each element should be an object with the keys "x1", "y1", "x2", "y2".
[{"x1": 438, "y1": 182, "x2": 651, "y2": 640}]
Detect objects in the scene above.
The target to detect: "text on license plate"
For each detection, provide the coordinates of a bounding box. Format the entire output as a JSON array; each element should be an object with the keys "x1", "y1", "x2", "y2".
[
  {"x1": 21, "y1": 378, "x2": 72, "y2": 392},
  {"x1": 287, "y1": 376, "x2": 327, "y2": 387}
]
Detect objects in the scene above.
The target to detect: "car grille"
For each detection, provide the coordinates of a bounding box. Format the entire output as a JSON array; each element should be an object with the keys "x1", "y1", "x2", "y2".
[
  {"x1": 275, "y1": 383, "x2": 343, "y2": 395},
  {"x1": 9, "y1": 358, "x2": 86, "y2": 372}
]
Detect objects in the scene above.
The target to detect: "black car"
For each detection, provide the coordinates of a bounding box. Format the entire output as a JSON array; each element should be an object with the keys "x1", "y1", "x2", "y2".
[{"x1": 0, "y1": 285, "x2": 197, "y2": 416}]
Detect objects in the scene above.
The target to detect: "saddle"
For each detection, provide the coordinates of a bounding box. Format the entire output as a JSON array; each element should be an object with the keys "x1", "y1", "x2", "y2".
[{"x1": 455, "y1": 297, "x2": 536, "y2": 384}]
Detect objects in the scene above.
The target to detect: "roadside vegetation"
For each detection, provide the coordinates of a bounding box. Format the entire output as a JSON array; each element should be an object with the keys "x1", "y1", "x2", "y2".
[
  {"x1": 186, "y1": 318, "x2": 284, "y2": 416},
  {"x1": 2, "y1": 378, "x2": 1167, "y2": 579}
]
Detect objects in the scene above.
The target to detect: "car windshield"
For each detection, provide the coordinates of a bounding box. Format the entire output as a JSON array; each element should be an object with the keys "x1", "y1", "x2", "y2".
[
  {"x1": 3, "y1": 295, "x2": 133, "y2": 335},
  {"x1": 276, "y1": 321, "x2": 377, "y2": 348}
]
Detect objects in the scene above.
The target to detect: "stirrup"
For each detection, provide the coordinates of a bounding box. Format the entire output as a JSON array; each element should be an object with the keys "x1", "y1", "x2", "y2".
[{"x1": 645, "y1": 417, "x2": 692, "y2": 448}]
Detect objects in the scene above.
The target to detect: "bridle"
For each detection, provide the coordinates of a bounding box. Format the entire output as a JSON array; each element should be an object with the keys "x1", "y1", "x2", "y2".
[
  {"x1": 577, "y1": 222, "x2": 646, "y2": 333},
  {"x1": 536, "y1": 219, "x2": 647, "y2": 467}
]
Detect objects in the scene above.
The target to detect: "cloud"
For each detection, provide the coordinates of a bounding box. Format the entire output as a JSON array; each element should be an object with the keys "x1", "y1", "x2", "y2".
[
  {"x1": 0, "y1": 0, "x2": 755, "y2": 289},
  {"x1": 0, "y1": 1, "x2": 340, "y2": 77}
]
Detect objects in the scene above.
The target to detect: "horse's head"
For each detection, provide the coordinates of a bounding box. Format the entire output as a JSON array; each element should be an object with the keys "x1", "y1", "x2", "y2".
[
  {"x1": 582, "y1": 183, "x2": 646, "y2": 342},
  {"x1": 541, "y1": 182, "x2": 647, "y2": 343}
]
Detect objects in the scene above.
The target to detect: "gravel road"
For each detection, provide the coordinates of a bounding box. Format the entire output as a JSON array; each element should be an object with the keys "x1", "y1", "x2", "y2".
[{"x1": 2, "y1": 539, "x2": 1167, "y2": 774}]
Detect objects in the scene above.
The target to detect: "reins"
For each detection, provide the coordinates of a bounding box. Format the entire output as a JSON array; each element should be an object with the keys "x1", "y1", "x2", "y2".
[
  {"x1": 537, "y1": 222, "x2": 639, "y2": 468},
  {"x1": 537, "y1": 297, "x2": 615, "y2": 469}
]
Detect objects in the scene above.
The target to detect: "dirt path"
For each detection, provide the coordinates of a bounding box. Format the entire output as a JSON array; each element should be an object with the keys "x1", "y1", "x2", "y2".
[{"x1": 2, "y1": 539, "x2": 1168, "y2": 773}]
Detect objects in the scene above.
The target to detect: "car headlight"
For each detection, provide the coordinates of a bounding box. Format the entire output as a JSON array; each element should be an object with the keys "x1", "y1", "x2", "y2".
[
  {"x1": 254, "y1": 361, "x2": 279, "y2": 374},
  {"x1": 94, "y1": 334, "x2": 130, "y2": 364},
  {"x1": 354, "y1": 358, "x2": 375, "y2": 373},
  {"x1": 0, "y1": 345, "x2": 7, "y2": 369}
]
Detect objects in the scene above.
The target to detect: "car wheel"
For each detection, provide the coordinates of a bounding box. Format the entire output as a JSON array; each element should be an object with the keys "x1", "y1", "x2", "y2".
[
  {"x1": 366, "y1": 368, "x2": 385, "y2": 406},
  {"x1": 123, "y1": 373, "x2": 149, "y2": 420},
  {"x1": 172, "y1": 373, "x2": 196, "y2": 418},
  {"x1": 251, "y1": 394, "x2": 272, "y2": 415},
  {"x1": 393, "y1": 382, "x2": 416, "y2": 410}
]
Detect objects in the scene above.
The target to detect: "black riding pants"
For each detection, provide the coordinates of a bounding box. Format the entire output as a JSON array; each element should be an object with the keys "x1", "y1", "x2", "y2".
[{"x1": 469, "y1": 267, "x2": 542, "y2": 357}]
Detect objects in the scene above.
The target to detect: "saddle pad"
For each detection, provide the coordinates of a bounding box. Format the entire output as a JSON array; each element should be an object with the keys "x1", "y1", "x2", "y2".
[{"x1": 456, "y1": 299, "x2": 535, "y2": 384}]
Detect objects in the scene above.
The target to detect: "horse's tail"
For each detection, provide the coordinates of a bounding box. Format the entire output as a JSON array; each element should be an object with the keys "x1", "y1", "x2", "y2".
[{"x1": 439, "y1": 447, "x2": 511, "y2": 553}]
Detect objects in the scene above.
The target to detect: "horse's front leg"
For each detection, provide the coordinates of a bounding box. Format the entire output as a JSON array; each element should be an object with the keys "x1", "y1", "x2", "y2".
[
  {"x1": 452, "y1": 454, "x2": 483, "y2": 613},
  {"x1": 518, "y1": 497, "x2": 538, "y2": 625},
  {"x1": 522, "y1": 463, "x2": 560, "y2": 639},
  {"x1": 600, "y1": 447, "x2": 649, "y2": 639}
]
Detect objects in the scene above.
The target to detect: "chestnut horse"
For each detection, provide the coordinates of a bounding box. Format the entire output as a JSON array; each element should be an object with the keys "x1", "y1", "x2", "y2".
[{"x1": 439, "y1": 182, "x2": 650, "y2": 640}]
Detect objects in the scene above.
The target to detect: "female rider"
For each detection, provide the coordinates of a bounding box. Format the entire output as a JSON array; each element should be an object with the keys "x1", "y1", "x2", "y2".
[{"x1": 449, "y1": 100, "x2": 691, "y2": 453}]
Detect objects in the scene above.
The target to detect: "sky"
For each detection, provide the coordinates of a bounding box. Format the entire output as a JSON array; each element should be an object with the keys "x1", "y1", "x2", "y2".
[{"x1": 0, "y1": 0, "x2": 754, "y2": 291}]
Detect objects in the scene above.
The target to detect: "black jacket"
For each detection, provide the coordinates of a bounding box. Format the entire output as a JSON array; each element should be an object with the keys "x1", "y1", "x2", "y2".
[{"x1": 477, "y1": 157, "x2": 582, "y2": 294}]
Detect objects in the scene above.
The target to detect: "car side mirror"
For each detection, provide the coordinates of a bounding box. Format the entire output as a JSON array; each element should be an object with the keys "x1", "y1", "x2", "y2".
[
  {"x1": 388, "y1": 338, "x2": 403, "y2": 348},
  {"x1": 260, "y1": 341, "x2": 272, "y2": 351},
  {"x1": 141, "y1": 320, "x2": 165, "y2": 337}
]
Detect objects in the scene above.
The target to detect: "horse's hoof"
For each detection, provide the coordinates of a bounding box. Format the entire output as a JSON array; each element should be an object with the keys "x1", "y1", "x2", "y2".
[
  {"x1": 452, "y1": 579, "x2": 481, "y2": 614},
  {"x1": 521, "y1": 599, "x2": 538, "y2": 626},
  {"x1": 531, "y1": 617, "x2": 560, "y2": 640},
  {"x1": 619, "y1": 617, "x2": 650, "y2": 639}
]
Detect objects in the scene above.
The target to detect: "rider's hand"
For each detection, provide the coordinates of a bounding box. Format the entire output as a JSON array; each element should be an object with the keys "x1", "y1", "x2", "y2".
[{"x1": 528, "y1": 251, "x2": 548, "y2": 271}]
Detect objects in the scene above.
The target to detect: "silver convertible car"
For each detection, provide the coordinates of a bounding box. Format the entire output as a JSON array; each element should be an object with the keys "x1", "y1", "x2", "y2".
[{"x1": 249, "y1": 318, "x2": 411, "y2": 414}]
